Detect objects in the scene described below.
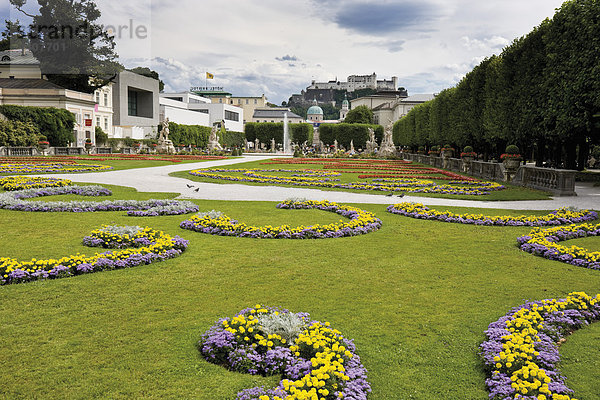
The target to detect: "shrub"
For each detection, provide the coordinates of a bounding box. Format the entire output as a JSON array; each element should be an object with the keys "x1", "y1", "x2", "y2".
[
  {"x1": 0, "y1": 104, "x2": 75, "y2": 146},
  {"x1": 463, "y1": 145, "x2": 473, "y2": 153},
  {"x1": 505, "y1": 144, "x2": 520, "y2": 154},
  {"x1": 0, "y1": 120, "x2": 40, "y2": 146}
]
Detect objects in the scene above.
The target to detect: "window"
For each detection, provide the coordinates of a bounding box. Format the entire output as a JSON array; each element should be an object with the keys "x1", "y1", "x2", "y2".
[
  {"x1": 85, "y1": 130, "x2": 91, "y2": 139},
  {"x1": 238, "y1": 99, "x2": 241, "y2": 104},
  {"x1": 254, "y1": 99, "x2": 257, "y2": 104},
  {"x1": 96, "y1": 116, "x2": 101, "y2": 126},
  {"x1": 246, "y1": 99, "x2": 249, "y2": 104},
  {"x1": 95, "y1": 92, "x2": 100, "y2": 103},
  {"x1": 128, "y1": 90, "x2": 138, "y2": 116},
  {"x1": 230, "y1": 100, "x2": 233, "y2": 104},
  {"x1": 104, "y1": 117, "x2": 108, "y2": 130},
  {"x1": 219, "y1": 98, "x2": 222, "y2": 103},
  {"x1": 224, "y1": 110, "x2": 239, "y2": 122},
  {"x1": 104, "y1": 93, "x2": 108, "y2": 106}
]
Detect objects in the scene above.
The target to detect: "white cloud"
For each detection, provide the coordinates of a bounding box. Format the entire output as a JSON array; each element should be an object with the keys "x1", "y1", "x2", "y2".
[{"x1": 93, "y1": 0, "x2": 566, "y2": 103}]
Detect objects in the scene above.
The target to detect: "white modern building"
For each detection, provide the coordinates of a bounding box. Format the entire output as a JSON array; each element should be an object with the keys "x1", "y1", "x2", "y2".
[
  {"x1": 159, "y1": 92, "x2": 211, "y2": 126},
  {"x1": 112, "y1": 70, "x2": 159, "y2": 139}
]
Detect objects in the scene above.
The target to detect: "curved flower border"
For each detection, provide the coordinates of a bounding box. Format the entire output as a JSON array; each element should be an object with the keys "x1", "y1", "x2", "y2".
[
  {"x1": 517, "y1": 223, "x2": 600, "y2": 270},
  {"x1": 480, "y1": 291, "x2": 600, "y2": 400},
  {"x1": 180, "y1": 199, "x2": 382, "y2": 239},
  {"x1": 387, "y1": 202, "x2": 598, "y2": 226},
  {"x1": 189, "y1": 168, "x2": 504, "y2": 195},
  {"x1": 0, "y1": 162, "x2": 112, "y2": 174},
  {"x1": 198, "y1": 305, "x2": 371, "y2": 400},
  {"x1": 0, "y1": 176, "x2": 73, "y2": 191},
  {"x1": 1, "y1": 226, "x2": 189, "y2": 285},
  {"x1": 0, "y1": 185, "x2": 199, "y2": 216}
]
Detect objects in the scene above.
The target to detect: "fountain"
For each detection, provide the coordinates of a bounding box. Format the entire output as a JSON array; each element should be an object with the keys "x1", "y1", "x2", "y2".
[{"x1": 283, "y1": 112, "x2": 290, "y2": 153}]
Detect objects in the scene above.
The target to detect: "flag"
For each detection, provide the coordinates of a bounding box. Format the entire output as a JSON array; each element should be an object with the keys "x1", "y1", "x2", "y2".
[{"x1": 206, "y1": 72, "x2": 214, "y2": 79}]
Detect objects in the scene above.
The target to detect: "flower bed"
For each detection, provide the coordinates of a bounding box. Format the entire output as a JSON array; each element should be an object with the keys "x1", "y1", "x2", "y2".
[
  {"x1": 480, "y1": 291, "x2": 600, "y2": 400},
  {"x1": 517, "y1": 223, "x2": 600, "y2": 270},
  {"x1": 180, "y1": 199, "x2": 382, "y2": 239},
  {"x1": 0, "y1": 185, "x2": 199, "y2": 216},
  {"x1": 190, "y1": 168, "x2": 501, "y2": 195},
  {"x1": 0, "y1": 162, "x2": 112, "y2": 174},
  {"x1": 198, "y1": 305, "x2": 371, "y2": 400},
  {"x1": 387, "y1": 202, "x2": 598, "y2": 226},
  {"x1": 0, "y1": 225, "x2": 189, "y2": 285},
  {"x1": 0, "y1": 176, "x2": 73, "y2": 191}
]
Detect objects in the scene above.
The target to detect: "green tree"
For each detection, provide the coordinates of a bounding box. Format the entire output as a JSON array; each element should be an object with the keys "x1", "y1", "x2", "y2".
[
  {"x1": 0, "y1": 20, "x2": 27, "y2": 51},
  {"x1": 10, "y1": 0, "x2": 122, "y2": 93},
  {"x1": 130, "y1": 67, "x2": 164, "y2": 92},
  {"x1": 344, "y1": 105, "x2": 373, "y2": 124}
]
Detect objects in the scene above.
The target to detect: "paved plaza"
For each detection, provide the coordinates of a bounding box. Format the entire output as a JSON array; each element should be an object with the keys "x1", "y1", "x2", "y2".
[{"x1": 42, "y1": 155, "x2": 600, "y2": 210}]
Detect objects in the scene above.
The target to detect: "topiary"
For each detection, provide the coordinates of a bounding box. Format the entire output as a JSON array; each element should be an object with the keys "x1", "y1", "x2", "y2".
[
  {"x1": 463, "y1": 145, "x2": 473, "y2": 153},
  {"x1": 505, "y1": 144, "x2": 519, "y2": 154}
]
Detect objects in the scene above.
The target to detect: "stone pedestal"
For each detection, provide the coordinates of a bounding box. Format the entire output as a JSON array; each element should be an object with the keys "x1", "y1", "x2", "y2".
[{"x1": 157, "y1": 139, "x2": 176, "y2": 154}]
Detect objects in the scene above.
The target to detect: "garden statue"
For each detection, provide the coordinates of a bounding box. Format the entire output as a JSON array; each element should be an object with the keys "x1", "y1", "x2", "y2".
[
  {"x1": 334, "y1": 139, "x2": 338, "y2": 152},
  {"x1": 255, "y1": 138, "x2": 260, "y2": 152},
  {"x1": 349, "y1": 140, "x2": 355, "y2": 154},
  {"x1": 156, "y1": 118, "x2": 176, "y2": 154},
  {"x1": 378, "y1": 120, "x2": 397, "y2": 158},
  {"x1": 271, "y1": 138, "x2": 276, "y2": 152},
  {"x1": 208, "y1": 122, "x2": 223, "y2": 151},
  {"x1": 366, "y1": 128, "x2": 377, "y2": 153}
]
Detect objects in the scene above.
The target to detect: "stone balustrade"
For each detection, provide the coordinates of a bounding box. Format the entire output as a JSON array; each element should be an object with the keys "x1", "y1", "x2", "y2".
[
  {"x1": 399, "y1": 152, "x2": 576, "y2": 196},
  {"x1": 512, "y1": 165, "x2": 577, "y2": 196},
  {"x1": 0, "y1": 146, "x2": 39, "y2": 156},
  {"x1": 53, "y1": 147, "x2": 86, "y2": 155}
]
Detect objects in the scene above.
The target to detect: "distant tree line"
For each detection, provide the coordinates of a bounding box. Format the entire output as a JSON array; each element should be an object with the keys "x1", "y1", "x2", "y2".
[{"x1": 394, "y1": 0, "x2": 600, "y2": 170}]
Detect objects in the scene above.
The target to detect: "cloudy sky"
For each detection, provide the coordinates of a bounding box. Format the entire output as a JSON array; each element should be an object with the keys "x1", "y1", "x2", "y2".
[{"x1": 3, "y1": 0, "x2": 565, "y2": 104}]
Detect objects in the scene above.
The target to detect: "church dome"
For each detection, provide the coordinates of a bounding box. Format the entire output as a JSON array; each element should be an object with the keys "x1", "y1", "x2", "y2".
[{"x1": 307, "y1": 104, "x2": 323, "y2": 115}]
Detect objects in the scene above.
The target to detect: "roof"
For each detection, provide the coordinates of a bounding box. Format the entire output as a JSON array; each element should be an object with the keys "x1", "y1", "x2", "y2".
[
  {"x1": 307, "y1": 105, "x2": 323, "y2": 115},
  {"x1": 192, "y1": 90, "x2": 232, "y2": 97},
  {"x1": 253, "y1": 109, "x2": 303, "y2": 119},
  {"x1": 0, "y1": 78, "x2": 64, "y2": 89},
  {"x1": 372, "y1": 102, "x2": 394, "y2": 111},
  {"x1": 401, "y1": 93, "x2": 436, "y2": 103},
  {"x1": 0, "y1": 49, "x2": 39, "y2": 65}
]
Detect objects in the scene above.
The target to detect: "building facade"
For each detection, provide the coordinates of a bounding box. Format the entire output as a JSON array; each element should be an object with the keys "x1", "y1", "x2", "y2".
[
  {"x1": 252, "y1": 107, "x2": 304, "y2": 123},
  {"x1": 308, "y1": 73, "x2": 398, "y2": 93},
  {"x1": 159, "y1": 92, "x2": 211, "y2": 126},
  {"x1": 112, "y1": 70, "x2": 160, "y2": 139}
]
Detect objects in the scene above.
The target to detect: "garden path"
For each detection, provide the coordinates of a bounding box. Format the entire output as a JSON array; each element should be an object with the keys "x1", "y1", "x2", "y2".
[{"x1": 41, "y1": 155, "x2": 600, "y2": 210}]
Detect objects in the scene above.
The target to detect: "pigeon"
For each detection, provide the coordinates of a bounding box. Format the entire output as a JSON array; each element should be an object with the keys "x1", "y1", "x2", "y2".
[
  {"x1": 186, "y1": 184, "x2": 194, "y2": 188},
  {"x1": 396, "y1": 192, "x2": 405, "y2": 198},
  {"x1": 194, "y1": 187, "x2": 199, "y2": 192},
  {"x1": 386, "y1": 192, "x2": 393, "y2": 197}
]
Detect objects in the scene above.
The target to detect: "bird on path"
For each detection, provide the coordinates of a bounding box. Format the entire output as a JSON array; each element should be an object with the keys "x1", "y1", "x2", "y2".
[
  {"x1": 396, "y1": 192, "x2": 405, "y2": 198},
  {"x1": 194, "y1": 187, "x2": 199, "y2": 192},
  {"x1": 385, "y1": 192, "x2": 393, "y2": 197},
  {"x1": 186, "y1": 184, "x2": 194, "y2": 188}
]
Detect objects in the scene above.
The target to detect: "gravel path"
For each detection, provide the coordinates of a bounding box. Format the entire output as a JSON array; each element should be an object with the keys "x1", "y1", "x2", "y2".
[{"x1": 38, "y1": 155, "x2": 600, "y2": 210}]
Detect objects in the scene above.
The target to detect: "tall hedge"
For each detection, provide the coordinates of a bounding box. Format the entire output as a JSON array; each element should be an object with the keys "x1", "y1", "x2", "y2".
[
  {"x1": 393, "y1": 0, "x2": 600, "y2": 170},
  {"x1": 244, "y1": 122, "x2": 313, "y2": 145},
  {"x1": 318, "y1": 123, "x2": 383, "y2": 149},
  {"x1": 167, "y1": 122, "x2": 212, "y2": 147},
  {"x1": 0, "y1": 119, "x2": 40, "y2": 146},
  {"x1": 0, "y1": 105, "x2": 75, "y2": 146},
  {"x1": 220, "y1": 131, "x2": 245, "y2": 148}
]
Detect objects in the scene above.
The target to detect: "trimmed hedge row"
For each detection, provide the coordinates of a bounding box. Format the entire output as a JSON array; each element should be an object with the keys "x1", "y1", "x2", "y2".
[
  {"x1": 166, "y1": 122, "x2": 245, "y2": 148},
  {"x1": 319, "y1": 123, "x2": 383, "y2": 149},
  {"x1": 0, "y1": 105, "x2": 75, "y2": 146},
  {"x1": 244, "y1": 122, "x2": 314, "y2": 145}
]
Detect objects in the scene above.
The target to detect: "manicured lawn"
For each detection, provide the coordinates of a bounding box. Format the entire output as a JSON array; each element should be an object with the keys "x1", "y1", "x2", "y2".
[
  {"x1": 171, "y1": 158, "x2": 552, "y2": 201},
  {"x1": 1, "y1": 184, "x2": 598, "y2": 399}
]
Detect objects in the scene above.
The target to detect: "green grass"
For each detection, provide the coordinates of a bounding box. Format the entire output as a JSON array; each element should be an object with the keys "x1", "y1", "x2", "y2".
[
  {"x1": 0, "y1": 155, "x2": 223, "y2": 175},
  {"x1": 0, "y1": 185, "x2": 599, "y2": 399},
  {"x1": 170, "y1": 158, "x2": 552, "y2": 201}
]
